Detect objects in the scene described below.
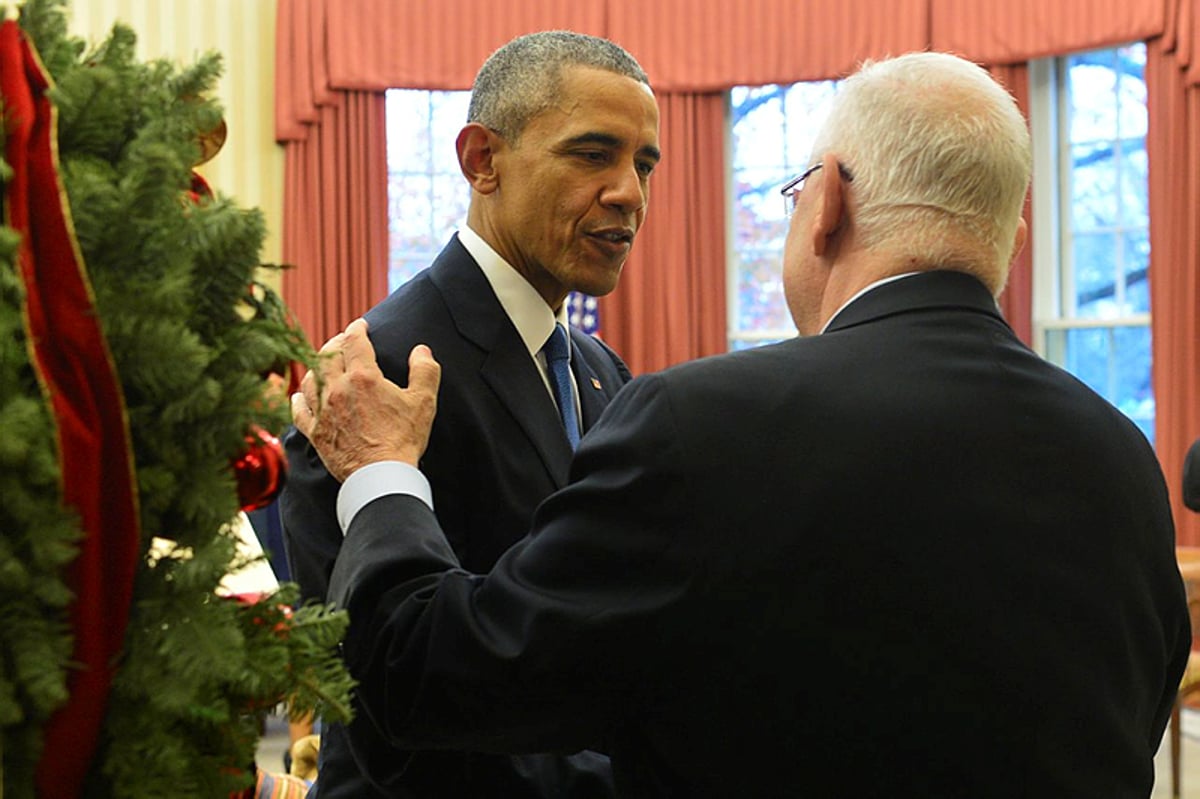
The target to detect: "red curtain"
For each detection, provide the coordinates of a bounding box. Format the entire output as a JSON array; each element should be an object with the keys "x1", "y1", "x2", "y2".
[
  {"x1": 280, "y1": 90, "x2": 389, "y2": 350},
  {"x1": 1149, "y1": 0, "x2": 1200, "y2": 544}
]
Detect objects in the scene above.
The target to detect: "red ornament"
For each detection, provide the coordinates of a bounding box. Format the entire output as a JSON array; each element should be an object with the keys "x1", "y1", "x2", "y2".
[{"x1": 232, "y1": 425, "x2": 287, "y2": 512}]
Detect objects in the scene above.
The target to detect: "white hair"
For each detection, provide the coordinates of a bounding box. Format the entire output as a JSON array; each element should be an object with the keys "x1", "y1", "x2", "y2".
[{"x1": 811, "y1": 52, "x2": 1032, "y2": 292}]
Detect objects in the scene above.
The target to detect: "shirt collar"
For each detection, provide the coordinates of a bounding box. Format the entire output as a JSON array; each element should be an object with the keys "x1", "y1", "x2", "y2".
[{"x1": 458, "y1": 225, "x2": 570, "y2": 357}]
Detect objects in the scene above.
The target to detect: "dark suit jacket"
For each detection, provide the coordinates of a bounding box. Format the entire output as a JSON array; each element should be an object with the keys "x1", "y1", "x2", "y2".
[
  {"x1": 329, "y1": 270, "x2": 1190, "y2": 798},
  {"x1": 280, "y1": 235, "x2": 630, "y2": 797}
]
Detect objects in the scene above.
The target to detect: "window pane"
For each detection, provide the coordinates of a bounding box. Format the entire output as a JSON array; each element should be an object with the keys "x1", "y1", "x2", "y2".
[
  {"x1": 1072, "y1": 231, "x2": 1117, "y2": 318},
  {"x1": 430, "y1": 92, "x2": 470, "y2": 172},
  {"x1": 389, "y1": 174, "x2": 433, "y2": 239},
  {"x1": 1069, "y1": 141, "x2": 1117, "y2": 231},
  {"x1": 1068, "y1": 53, "x2": 1119, "y2": 143},
  {"x1": 386, "y1": 89, "x2": 471, "y2": 294},
  {"x1": 1119, "y1": 138, "x2": 1149, "y2": 228},
  {"x1": 735, "y1": 251, "x2": 792, "y2": 332},
  {"x1": 1047, "y1": 325, "x2": 1154, "y2": 444},
  {"x1": 728, "y1": 81, "x2": 837, "y2": 349},
  {"x1": 1116, "y1": 45, "x2": 1148, "y2": 139},
  {"x1": 782, "y1": 82, "x2": 838, "y2": 167},
  {"x1": 733, "y1": 167, "x2": 790, "y2": 248},
  {"x1": 731, "y1": 86, "x2": 787, "y2": 169},
  {"x1": 387, "y1": 91, "x2": 432, "y2": 168},
  {"x1": 432, "y1": 178, "x2": 469, "y2": 248},
  {"x1": 1124, "y1": 229, "x2": 1150, "y2": 314},
  {"x1": 388, "y1": 258, "x2": 429, "y2": 290}
]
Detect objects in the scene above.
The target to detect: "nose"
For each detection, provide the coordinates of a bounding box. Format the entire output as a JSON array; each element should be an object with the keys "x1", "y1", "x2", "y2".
[{"x1": 600, "y1": 161, "x2": 648, "y2": 214}]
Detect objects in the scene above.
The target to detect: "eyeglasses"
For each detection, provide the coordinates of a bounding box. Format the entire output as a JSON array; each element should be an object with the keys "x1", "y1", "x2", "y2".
[{"x1": 780, "y1": 163, "x2": 854, "y2": 214}]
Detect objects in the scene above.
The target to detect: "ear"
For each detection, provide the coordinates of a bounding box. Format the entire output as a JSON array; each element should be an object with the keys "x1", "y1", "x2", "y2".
[
  {"x1": 811, "y1": 153, "x2": 847, "y2": 257},
  {"x1": 1009, "y1": 216, "x2": 1029, "y2": 266},
  {"x1": 457, "y1": 123, "x2": 501, "y2": 194}
]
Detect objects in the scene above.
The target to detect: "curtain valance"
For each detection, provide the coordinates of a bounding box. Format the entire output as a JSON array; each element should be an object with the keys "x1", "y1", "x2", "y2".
[
  {"x1": 277, "y1": 0, "x2": 1193, "y2": 142},
  {"x1": 1162, "y1": 0, "x2": 1198, "y2": 84},
  {"x1": 603, "y1": 0, "x2": 928, "y2": 91},
  {"x1": 929, "y1": 0, "x2": 1165, "y2": 65}
]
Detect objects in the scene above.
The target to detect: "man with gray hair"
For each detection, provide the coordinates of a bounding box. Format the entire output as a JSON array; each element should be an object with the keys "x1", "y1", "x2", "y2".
[
  {"x1": 296, "y1": 52, "x2": 1187, "y2": 796},
  {"x1": 281, "y1": 29, "x2": 660, "y2": 798}
]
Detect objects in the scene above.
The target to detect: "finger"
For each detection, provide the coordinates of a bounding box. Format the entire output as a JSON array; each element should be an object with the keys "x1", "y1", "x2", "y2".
[
  {"x1": 407, "y1": 344, "x2": 442, "y2": 395},
  {"x1": 291, "y1": 391, "x2": 313, "y2": 437},
  {"x1": 316, "y1": 329, "x2": 348, "y2": 356},
  {"x1": 315, "y1": 332, "x2": 349, "y2": 380},
  {"x1": 341, "y1": 318, "x2": 379, "y2": 372},
  {"x1": 300, "y1": 368, "x2": 322, "y2": 415}
]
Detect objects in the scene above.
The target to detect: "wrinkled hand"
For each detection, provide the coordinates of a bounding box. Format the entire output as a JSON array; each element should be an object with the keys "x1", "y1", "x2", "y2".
[{"x1": 291, "y1": 318, "x2": 441, "y2": 482}]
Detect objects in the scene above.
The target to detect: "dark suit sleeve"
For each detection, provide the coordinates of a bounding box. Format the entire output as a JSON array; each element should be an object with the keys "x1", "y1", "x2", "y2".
[
  {"x1": 1184, "y1": 437, "x2": 1200, "y2": 512},
  {"x1": 279, "y1": 424, "x2": 344, "y2": 604},
  {"x1": 329, "y1": 373, "x2": 695, "y2": 757}
]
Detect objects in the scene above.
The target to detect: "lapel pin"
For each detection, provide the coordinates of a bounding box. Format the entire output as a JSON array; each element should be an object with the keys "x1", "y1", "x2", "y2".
[{"x1": 590, "y1": 377, "x2": 602, "y2": 390}]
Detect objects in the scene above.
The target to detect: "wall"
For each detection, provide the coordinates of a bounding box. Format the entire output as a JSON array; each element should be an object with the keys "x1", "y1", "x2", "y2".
[{"x1": 65, "y1": 0, "x2": 284, "y2": 289}]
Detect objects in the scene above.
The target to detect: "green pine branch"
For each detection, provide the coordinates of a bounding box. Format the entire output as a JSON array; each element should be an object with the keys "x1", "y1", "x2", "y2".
[{"x1": 0, "y1": 1, "x2": 353, "y2": 796}]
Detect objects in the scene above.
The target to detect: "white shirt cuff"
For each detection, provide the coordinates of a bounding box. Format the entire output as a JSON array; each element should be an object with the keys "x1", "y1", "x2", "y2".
[{"x1": 336, "y1": 461, "x2": 433, "y2": 534}]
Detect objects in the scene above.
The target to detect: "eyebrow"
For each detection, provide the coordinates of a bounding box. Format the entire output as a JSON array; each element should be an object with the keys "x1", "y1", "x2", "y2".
[{"x1": 563, "y1": 131, "x2": 662, "y2": 164}]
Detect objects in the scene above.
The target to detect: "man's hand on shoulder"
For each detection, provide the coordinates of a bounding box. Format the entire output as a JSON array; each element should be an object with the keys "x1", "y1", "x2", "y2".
[{"x1": 291, "y1": 318, "x2": 441, "y2": 482}]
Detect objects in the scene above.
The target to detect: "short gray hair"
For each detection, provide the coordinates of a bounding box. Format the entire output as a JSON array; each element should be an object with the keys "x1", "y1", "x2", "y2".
[
  {"x1": 811, "y1": 52, "x2": 1032, "y2": 292},
  {"x1": 468, "y1": 31, "x2": 650, "y2": 142}
]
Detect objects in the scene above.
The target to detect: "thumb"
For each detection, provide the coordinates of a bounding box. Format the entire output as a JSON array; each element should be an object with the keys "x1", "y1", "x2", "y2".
[{"x1": 407, "y1": 344, "x2": 441, "y2": 394}]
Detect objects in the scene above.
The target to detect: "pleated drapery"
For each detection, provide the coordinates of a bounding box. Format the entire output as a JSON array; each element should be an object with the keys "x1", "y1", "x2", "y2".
[
  {"x1": 280, "y1": 89, "x2": 389, "y2": 349},
  {"x1": 1149, "y1": 0, "x2": 1200, "y2": 545},
  {"x1": 275, "y1": 0, "x2": 1200, "y2": 535}
]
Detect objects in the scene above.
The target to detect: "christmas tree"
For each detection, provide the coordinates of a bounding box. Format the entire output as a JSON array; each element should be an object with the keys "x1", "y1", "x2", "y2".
[{"x1": 0, "y1": 1, "x2": 353, "y2": 796}]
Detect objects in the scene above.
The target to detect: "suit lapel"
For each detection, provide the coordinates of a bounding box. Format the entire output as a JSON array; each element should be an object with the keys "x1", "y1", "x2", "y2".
[
  {"x1": 431, "y1": 237, "x2": 575, "y2": 486},
  {"x1": 479, "y1": 347, "x2": 574, "y2": 486}
]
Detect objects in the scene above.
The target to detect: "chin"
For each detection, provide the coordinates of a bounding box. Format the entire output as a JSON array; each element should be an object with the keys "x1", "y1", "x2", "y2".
[{"x1": 571, "y1": 264, "x2": 624, "y2": 298}]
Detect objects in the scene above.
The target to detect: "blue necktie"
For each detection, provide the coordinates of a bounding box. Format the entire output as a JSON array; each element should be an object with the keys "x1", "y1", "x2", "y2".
[{"x1": 543, "y1": 323, "x2": 581, "y2": 450}]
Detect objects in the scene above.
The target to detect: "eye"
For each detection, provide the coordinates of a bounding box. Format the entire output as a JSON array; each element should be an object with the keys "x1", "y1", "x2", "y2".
[
  {"x1": 636, "y1": 160, "x2": 657, "y2": 178},
  {"x1": 576, "y1": 150, "x2": 610, "y2": 164}
]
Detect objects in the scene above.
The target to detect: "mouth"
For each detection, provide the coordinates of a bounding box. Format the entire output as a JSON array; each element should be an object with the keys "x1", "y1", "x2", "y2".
[{"x1": 586, "y1": 228, "x2": 635, "y2": 250}]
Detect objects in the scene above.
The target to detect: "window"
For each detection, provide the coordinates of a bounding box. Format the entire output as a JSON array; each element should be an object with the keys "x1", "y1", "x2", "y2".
[
  {"x1": 1030, "y1": 44, "x2": 1152, "y2": 442},
  {"x1": 385, "y1": 89, "x2": 471, "y2": 293},
  {"x1": 727, "y1": 82, "x2": 838, "y2": 350}
]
